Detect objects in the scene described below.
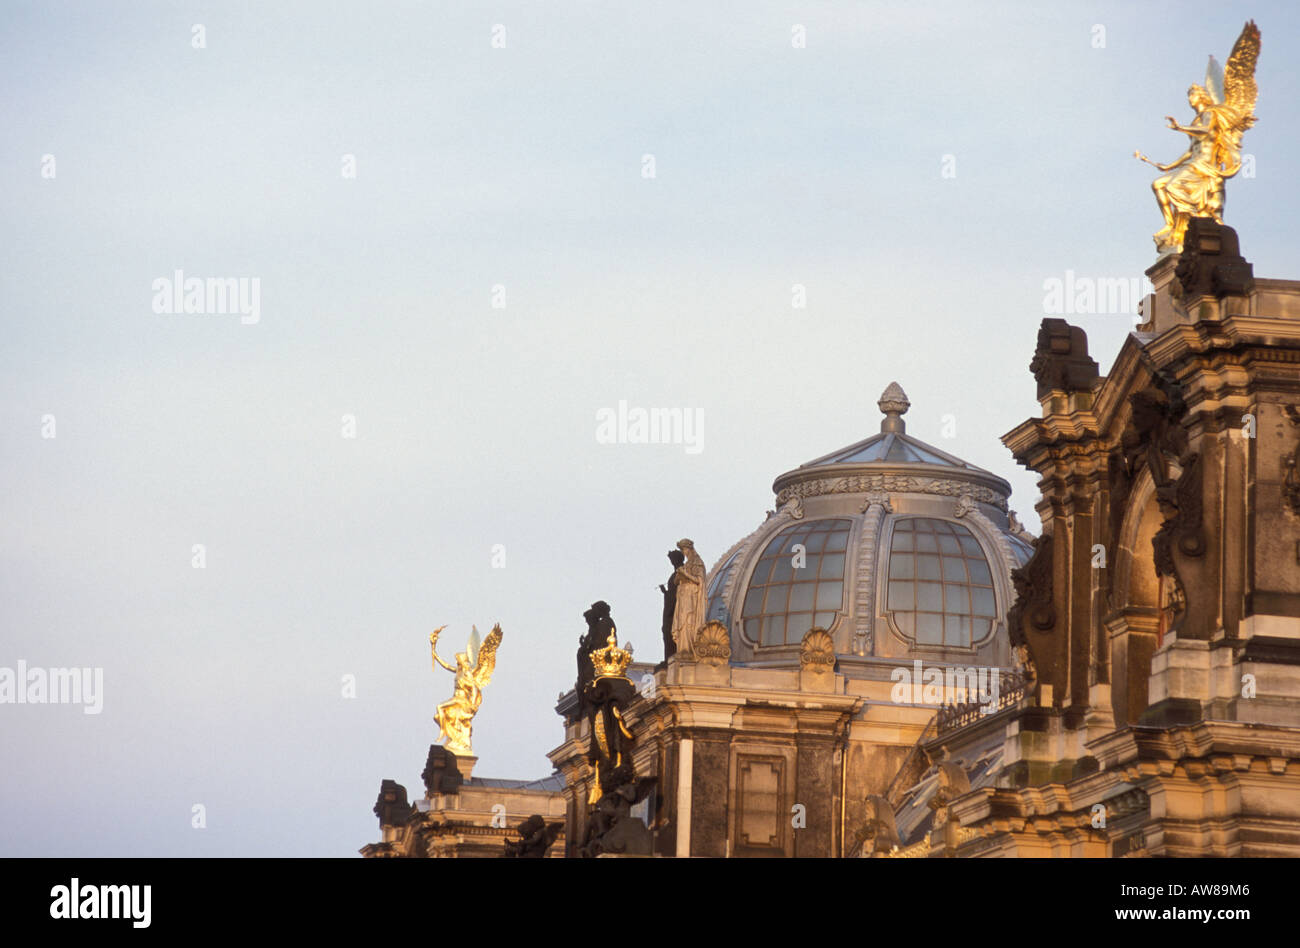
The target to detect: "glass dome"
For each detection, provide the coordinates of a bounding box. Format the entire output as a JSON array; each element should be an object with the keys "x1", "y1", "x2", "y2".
[{"x1": 703, "y1": 382, "x2": 1035, "y2": 666}]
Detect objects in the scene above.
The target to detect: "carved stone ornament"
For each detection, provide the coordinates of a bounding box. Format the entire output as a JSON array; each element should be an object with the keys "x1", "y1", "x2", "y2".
[
  {"x1": 799, "y1": 627, "x2": 836, "y2": 669},
  {"x1": 778, "y1": 474, "x2": 1007, "y2": 512},
  {"x1": 781, "y1": 495, "x2": 805, "y2": 520},
  {"x1": 1120, "y1": 376, "x2": 1205, "y2": 618},
  {"x1": 1006, "y1": 511, "x2": 1035, "y2": 545},
  {"x1": 1284, "y1": 406, "x2": 1300, "y2": 515},
  {"x1": 860, "y1": 490, "x2": 893, "y2": 514},
  {"x1": 692, "y1": 620, "x2": 731, "y2": 666},
  {"x1": 1029, "y1": 318, "x2": 1100, "y2": 400},
  {"x1": 1008, "y1": 535, "x2": 1055, "y2": 645},
  {"x1": 373, "y1": 779, "x2": 413, "y2": 826},
  {"x1": 953, "y1": 493, "x2": 977, "y2": 518}
]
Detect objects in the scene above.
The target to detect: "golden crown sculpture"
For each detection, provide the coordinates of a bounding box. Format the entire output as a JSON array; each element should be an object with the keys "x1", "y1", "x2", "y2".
[{"x1": 590, "y1": 629, "x2": 633, "y2": 680}]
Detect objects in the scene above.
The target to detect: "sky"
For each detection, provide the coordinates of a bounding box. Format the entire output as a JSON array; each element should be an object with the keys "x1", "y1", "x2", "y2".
[{"x1": 2, "y1": 1, "x2": 1297, "y2": 856}]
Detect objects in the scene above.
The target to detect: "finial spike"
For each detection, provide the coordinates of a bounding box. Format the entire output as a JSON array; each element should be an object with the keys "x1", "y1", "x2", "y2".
[{"x1": 878, "y1": 382, "x2": 910, "y2": 433}]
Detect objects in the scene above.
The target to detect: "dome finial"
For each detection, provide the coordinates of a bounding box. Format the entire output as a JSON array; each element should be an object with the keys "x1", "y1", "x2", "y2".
[{"x1": 878, "y1": 382, "x2": 909, "y2": 433}]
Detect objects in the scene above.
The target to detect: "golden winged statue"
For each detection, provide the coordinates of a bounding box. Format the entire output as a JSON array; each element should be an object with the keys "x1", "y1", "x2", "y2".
[
  {"x1": 1135, "y1": 20, "x2": 1260, "y2": 253},
  {"x1": 429, "y1": 623, "x2": 502, "y2": 756}
]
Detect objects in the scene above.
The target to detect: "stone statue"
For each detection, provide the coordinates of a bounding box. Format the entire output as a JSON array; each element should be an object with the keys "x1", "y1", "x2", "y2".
[
  {"x1": 856, "y1": 793, "x2": 902, "y2": 856},
  {"x1": 579, "y1": 617, "x2": 657, "y2": 856},
  {"x1": 429, "y1": 624, "x2": 502, "y2": 756},
  {"x1": 501, "y1": 814, "x2": 563, "y2": 858},
  {"x1": 671, "y1": 539, "x2": 706, "y2": 657},
  {"x1": 1135, "y1": 21, "x2": 1260, "y2": 253},
  {"x1": 658, "y1": 548, "x2": 685, "y2": 665},
  {"x1": 576, "y1": 601, "x2": 614, "y2": 718}
]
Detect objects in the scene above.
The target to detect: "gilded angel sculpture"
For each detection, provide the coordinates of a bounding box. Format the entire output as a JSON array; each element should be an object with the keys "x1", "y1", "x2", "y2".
[
  {"x1": 429, "y1": 623, "x2": 502, "y2": 756},
  {"x1": 1135, "y1": 21, "x2": 1260, "y2": 254}
]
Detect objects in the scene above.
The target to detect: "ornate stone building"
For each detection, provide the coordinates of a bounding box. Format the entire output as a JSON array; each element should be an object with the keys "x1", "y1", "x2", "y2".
[
  {"x1": 362, "y1": 747, "x2": 566, "y2": 858},
  {"x1": 549, "y1": 386, "x2": 1035, "y2": 856},
  {"x1": 367, "y1": 223, "x2": 1300, "y2": 858},
  {"x1": 935, "y1": 221, "x2": 1300, "y2": 857}
]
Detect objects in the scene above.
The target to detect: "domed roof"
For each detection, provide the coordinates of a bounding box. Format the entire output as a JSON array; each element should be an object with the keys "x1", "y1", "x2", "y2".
[
  {"x1": 789, "y1": 382, "x2": 996, "y2": 472},
  {"x1": 707, "y1": 384, "x2": 1034, "y2": 670},
  {"x1": 772, "y1": 382, "x2": 1010, "y2": 502}
]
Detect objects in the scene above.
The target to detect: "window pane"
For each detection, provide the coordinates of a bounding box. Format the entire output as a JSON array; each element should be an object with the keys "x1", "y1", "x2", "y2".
[
  {"x1": 945, "y1": 615, "x2": 971, "y2": 646},
  {"x1": 761, "y1": 616, "x2": 781, "y2": 646},
  {"x1": 937, "y1": 534, "x2": 961, "y2": 555},
  {"x1": 917, "y1": 582, "x2": 943, "y2": 611},
  {"x1": 917, "y1": 555, "x2": 941, "y2": 580},
  {"x1": 889, "y1": 556, "x2": 913, "y2": 579},
  {"x1": 967, "y1": 559, "x2": 992, "y2": 584},
  {"x1": 815, "y1": 584, "x2": 841, "y2": 610},
  {"x1": 888, "y1": 580, "x2": 914, "y2": 610},
  {"x1": 916, "y1": 532, "x2": 937, "y2": 553},
  {"x1": 824, "y1": 530, "x2": 849, "y2": 552},
  {"x1": 941, "y1": 557, "x2": 967, "y2": 581},
  {"x1": 743, "y1": 589, "x2": 763, "y2": 617},
  {"x1": 763, "y1": 586, "x2": 788, "y2": 614},
  {"x1": 917, "y1": 614, "x2": 942, "y2": 645},
  {"x1": 770, "y1": 556, "x2": 794, "y2": 582},
  {"x1": 892, "y1": 530, "x2": 914, "y2": 552},
  {"x1": 971, "y1": 587, "x2": 995, "y2": 616},
  {"x1": 959, "y1": 536, "x2": 983, "y2": 556},
  {"x1": 820, "y1": 553, "x2": 845, "y2": 580},
  {"x1": 788, "y1": 584, "x2": 815, "y2": 612},
  {"x1": 944, "y1": 585, "x2": 969, "y2": 613}
]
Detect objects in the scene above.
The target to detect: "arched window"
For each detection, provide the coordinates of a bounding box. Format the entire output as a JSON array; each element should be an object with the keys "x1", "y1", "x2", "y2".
[
  {"x1": 741, "y1": 519, "x2": 851, "y2": 647},
  {"x1": 886, "y1": 518, "x2": 995, "y2": 648},
  {"x1": 705, "y1": 551, "x2": 740, "y2": 627}
]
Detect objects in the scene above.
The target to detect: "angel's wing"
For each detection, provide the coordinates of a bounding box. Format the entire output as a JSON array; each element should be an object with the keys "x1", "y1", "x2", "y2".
[
  {"x1": 471, "y1": 624, "x2": 503, "y2": 686},
  {"x1": 1204, "y1": 55, "x2": 1224, "y2": 105},
  {"x1": 1222, "y1": 20, "x2": 1260, "y2": 118}
]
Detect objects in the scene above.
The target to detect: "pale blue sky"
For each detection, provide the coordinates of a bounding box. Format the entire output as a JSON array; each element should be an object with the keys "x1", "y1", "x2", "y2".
[{"x1": 2, "y1": 1, "x2": 1296, "y2": 856}]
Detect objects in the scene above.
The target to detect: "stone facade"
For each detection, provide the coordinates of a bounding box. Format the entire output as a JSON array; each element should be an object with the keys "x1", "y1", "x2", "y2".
[
  {"x1": 361, "y1": 748, "x2": 566, "y2": 858},
  {"x1": 942, "y1": 220, "x2": 1300, "y2": 857}
]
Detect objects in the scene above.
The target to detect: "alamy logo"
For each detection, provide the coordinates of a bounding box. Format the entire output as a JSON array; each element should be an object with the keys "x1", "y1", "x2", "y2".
[
  {"x1": 0, "y1": 661, "x2": 103, "y2": 714},
  {"x1": 1042, "y1": 270, "x2": 1152, "y2": 316},
  {"x1": 890, "y1": 660, "x2": 1000, "y2": 713},
  {"x1": 50, "y1": 879, "x2": 151, "y2": 928},
  {"x1": 152, "y1": 270, "x2": 261, "y2": 324},
  {"x1": 595, "y1": 400, "x2": 703, "y2": 455}
]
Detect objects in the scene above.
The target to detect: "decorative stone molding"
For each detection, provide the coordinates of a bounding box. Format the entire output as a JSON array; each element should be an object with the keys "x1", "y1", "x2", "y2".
[
  {"x1": 860, "y1": 490, "x2": 893, "y2": 513},
  {"x1": 692, "y1": 621, "x2": 731, "y2": 667},
  {"x1": 1008, "y1": 535, "x2": 1055, "y2": 684},
  {"x1": 777, "y1": 474, "x2": 1007, "y2": 512},
  {"x1": 799, "y1": 627, "x2": 837, "y2": 692},
  {"x1": 953, "y1": 492, "x2": 978, "y2": 518},
  {"x1": 1030, "y1": 318, "x2": 1100, "y2": 400},
  {"x1": 799, "y1": 627, "x2": 836, "y2": 669},
  {"x1": 1284, "y1": 405, "x2": 1300, "y2": 515},
  {"x1": 781, "y1": 495, "x2": 805, "y2": 520},
  {"x1": 853, "y1": 503, "x2": 887, "y2": 656}
]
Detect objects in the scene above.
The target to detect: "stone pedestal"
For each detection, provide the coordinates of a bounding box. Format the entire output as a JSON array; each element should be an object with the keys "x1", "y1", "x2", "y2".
[{"x1": 453, "y1": 754, "x2": 478, "y2": 782}]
